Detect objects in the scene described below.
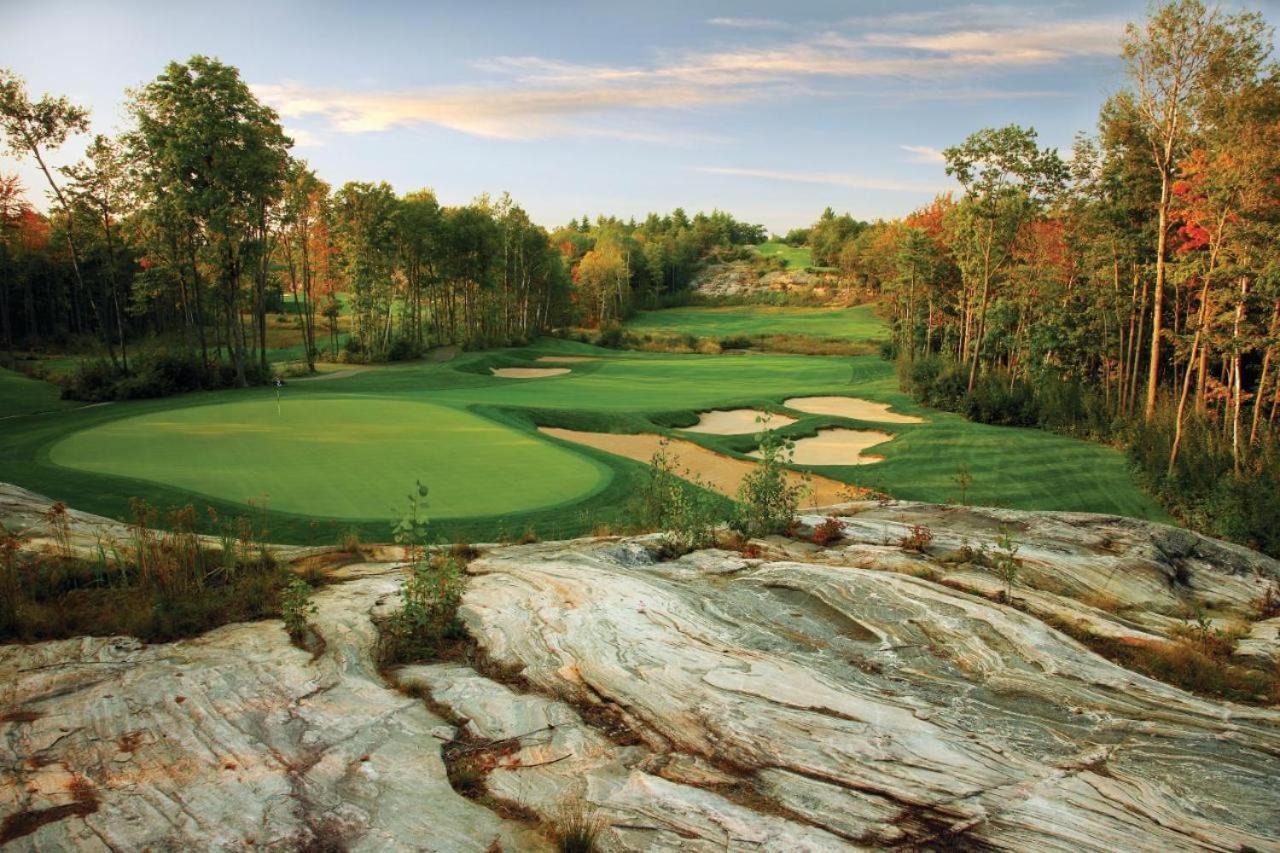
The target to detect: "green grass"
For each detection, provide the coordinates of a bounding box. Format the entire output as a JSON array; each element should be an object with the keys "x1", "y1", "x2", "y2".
[
  {"x1": 625, "y1": 305, "x2": 884, "y2": 341},
  {"x1": 0, "y1": 308, "x2": 1170, "y2": 544},
  {"x1": 0, "y1": 368, "x2": 75, "y2": 417},
  {"x1": 49, "y1": 397, "x2": 608, "y2": 519},
  {"x1": 751, "y1": 240, "x2": 812, "y2": 269}
]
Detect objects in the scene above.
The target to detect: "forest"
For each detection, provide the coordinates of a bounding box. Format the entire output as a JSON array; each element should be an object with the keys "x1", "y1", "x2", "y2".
[
  {"x1": 783, "y1": 1, "x2": 1280, "y2": 553},
  {"x1": 0, "y1": 56, "x2": 763, "y2": 392}
]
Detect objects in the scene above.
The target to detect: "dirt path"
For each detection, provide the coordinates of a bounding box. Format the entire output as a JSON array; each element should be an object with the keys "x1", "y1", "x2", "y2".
[
  {"x1": 539, "y1": 428, "x2": 861, "y2": 508},
  {"x1": 785, "y1": 396, "x2": 924, "y2": 423}
]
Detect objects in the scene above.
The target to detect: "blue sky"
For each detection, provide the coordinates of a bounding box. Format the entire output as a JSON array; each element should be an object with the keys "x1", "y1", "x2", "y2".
[{"x1": 3, "y1": 1, "x2": 1276, "y2": 232}]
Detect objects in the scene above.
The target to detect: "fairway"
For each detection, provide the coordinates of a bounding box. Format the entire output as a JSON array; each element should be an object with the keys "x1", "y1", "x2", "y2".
[
  {"x1": 1, "y1": 305, "x2": 1170, "y2": 542},
  {"x1": 751, "y1": 240, "x2": 812, "y2": 269},
  {"x1": 626, "y1": 304, "x2": 884, "y2": 340},
  {"x1": 48, "y1": 397, "x2": 608, "y2": 520}
]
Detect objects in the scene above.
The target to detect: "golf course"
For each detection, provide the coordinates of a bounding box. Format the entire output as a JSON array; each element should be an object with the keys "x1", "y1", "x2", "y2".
[{"x1": 0, "y1": 304, "x2": 1169, "y2": 544}]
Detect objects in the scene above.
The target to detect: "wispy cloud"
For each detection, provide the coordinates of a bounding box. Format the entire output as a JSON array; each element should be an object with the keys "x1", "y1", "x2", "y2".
[
  {"x1": 255, "y1": 14, "x2": 1123, "y2": 142},
  {"x1": 706, "y1": 17, "x2": 790, "y2": 30},
  {"x1": 697, "y1": 166, "x2": 951, "y2": 194},
  {"x1": 284, "y1": 127, "x2": 324, "y2": 147},
  {"x1": 255, "y1": 82, "x2": 751, "y2": 141},
  {"x1": 901, "y1": 144, "x2": 945, "y2": 163}
]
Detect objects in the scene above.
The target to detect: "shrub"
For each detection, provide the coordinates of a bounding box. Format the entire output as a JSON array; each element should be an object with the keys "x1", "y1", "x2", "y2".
[
  {"x1": 811, "y1": 516, "x2": 844, "y2": 546},
  {"x1": 718, "y1": 335, "x2": 753, "y2": 350},
  {"x1": 634, "y1": 439, "x2": 724, "y2": 553},
  {"x1": 281, "y1": 577, "x2": 316, "y2": 643},
  {"x1": 899, "y1": 524, "x2": 933, "y2": 553},
  {"x1": 381, "y1": 481, "x2": 467, "y2": 666},
  {"x1": 733, "y1": 424, "x2": 809, "y2": 537}
]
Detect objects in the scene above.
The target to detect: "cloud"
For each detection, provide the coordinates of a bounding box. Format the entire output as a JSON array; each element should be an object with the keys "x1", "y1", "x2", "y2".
[
  {"x1": 255, "y1": 82, "x2": 756, "y2": 141},
  {"x1": 706, "y1": 17, "x2": 789, "y2": 30},
  {"x1": 901, "y1": 144, "x2": 945, "y2": 163},
  {"x1": 254, "y1": 14, "x2": 1124, "y2": 142},
  {"x1": 284, "y1": 127, "x2": 324, "y2": 147},
  {"x1": 697, "y1": 166, "x2": 950, "y2": 194}
]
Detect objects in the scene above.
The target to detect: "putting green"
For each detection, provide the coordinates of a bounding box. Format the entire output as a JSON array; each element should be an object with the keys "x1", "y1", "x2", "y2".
[{"x1": 49, "y1": 397, "x2": 608, "y2": 520}]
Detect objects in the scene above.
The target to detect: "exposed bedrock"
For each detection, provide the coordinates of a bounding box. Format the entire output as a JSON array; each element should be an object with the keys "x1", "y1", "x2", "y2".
[{"x1": 1, "y1": 484, "x2": 1278, "y2": 850}]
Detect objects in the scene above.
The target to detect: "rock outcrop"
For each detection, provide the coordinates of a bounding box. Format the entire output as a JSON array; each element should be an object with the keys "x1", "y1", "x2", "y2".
[{"x1": 2, "y1": 485, "x2": 1278, "y2": 850}]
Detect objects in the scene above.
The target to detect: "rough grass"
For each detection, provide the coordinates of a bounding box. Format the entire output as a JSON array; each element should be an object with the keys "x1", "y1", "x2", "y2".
[{"x1": 0, "y1": 367, "x2": 76, "y2": 417}]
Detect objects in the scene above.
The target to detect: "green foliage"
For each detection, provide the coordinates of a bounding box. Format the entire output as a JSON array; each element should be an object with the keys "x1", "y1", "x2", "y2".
[
  {"x1": 281, "y1": 577, "x2": 316, "y2": 642},
  {"x1": 733, "y1": 422, "x2": 809, "y2": 538},
  {"x1": 381, "y1": 482, "x2": 467, "y2": 666},
  {"x1": 637, "y1": 438, "x2": 723, "y2": 553},
  {"x1": 991, "y1": 529, "x2": 1021, "y2": 599}
]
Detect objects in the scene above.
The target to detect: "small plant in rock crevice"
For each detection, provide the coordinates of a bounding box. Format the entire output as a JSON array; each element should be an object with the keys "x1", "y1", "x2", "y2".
[
  {"x1": 899, "y1": 524, "x2": 933, "y2": 553},
  {"x1": 550, "y1": 800, "x2": 607, "y2": 853},
  {"x1": 282, "y1": 577, "x2": 317, "y2": 646},
  {"x1": 381, "y1": 481, "x2": 467, "y2": 666},
  {"x1": 991, "y1": 529, "x2": 1021, "y2": 601},
  {"x1": 811, "y1": 516, "x2": 844, "y2": 546}
]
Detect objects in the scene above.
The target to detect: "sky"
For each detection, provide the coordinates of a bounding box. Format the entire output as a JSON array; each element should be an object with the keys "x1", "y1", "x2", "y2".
[{"x1": 2, "y1": 0, "x2": 1278, "y2": 233}]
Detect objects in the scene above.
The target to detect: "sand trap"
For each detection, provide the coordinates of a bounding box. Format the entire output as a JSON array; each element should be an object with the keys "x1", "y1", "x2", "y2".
[
  {"x1": 491, "y1": 367, "x2": 570, "y2": 379},
  {"x1": 293, "y1": 368, "x2": 366, "y2": 382},
  {"x1": 785, "y1": 396, "x2": 924, "y2": 423},
  {"x1": 536, "y1": 355, "x2": 598, "y2": 363},
  {"x1": 752, "y1": 427, "x2": 892, "y2": 466},
  {"x1": 680, "y1": 409, "x2": 798, "y2": 435},
  {"x1": 540, "y1": 428, "x2": 859, "y2": 507}
]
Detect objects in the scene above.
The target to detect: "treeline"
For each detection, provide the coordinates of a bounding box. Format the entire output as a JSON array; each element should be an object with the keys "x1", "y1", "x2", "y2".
[
  {"x1": 0, "y1": 57, "x2": 765, "y2": 390},
  {"x1": 816, "y1": 0, "x2": 1280, "y2": 554},
  {"x1": 550, "y1": 210, "x2": 767, "y2": 326}
]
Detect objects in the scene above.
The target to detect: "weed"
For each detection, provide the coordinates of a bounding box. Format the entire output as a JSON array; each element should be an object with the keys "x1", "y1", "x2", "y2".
[
  {"x1": 899, "y1": 524, "x2": 933, "y2": 553},
  {"x1": 550, "y1": 800, "x2": 607, "y2": 853},
  {"x1": 811, "y1": 516, "x2": 844, "y2": 546}
]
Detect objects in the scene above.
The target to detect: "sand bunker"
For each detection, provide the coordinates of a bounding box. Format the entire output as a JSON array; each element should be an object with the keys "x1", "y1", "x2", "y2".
[
  {"x1": 680, "y1": 409, "x2": 798, "y2": 435},
  {"x1": 536, "y1": 355, "x2": 598, "y2": 363},
  {"x1": 540, "y1": 428, "x2": 858, "y2": 507},
  {"x1": 491, "y1": 367, "x2": 570, "y2": 379},
  {"x1": 752, "y1": 428, "x2": 892, "y2": 466},
  {"x1": 785, "y1": 396, "x2": 924, "y2": 423}
]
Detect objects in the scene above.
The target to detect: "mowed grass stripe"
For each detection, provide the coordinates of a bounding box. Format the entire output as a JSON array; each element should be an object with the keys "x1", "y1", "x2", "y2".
[
  {"x1": 625, "y1": 305, "x2": 884, "y2": 341},
  {"x1": 49, "y1": 397, "x2": 608, "y2": 520}
]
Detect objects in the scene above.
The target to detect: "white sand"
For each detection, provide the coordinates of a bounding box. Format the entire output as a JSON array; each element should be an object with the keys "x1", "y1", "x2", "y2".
[
  {"x1": 751, "y1": 428, "x2": 893, "y2": 466},
  {"x1": 680, "y1": 409, "x2": 798, "y2": 435},
  {"x1": 491, "y1": 367, "x2": 571, "y2": 379},
  {"x1": 784, "y1": 396, "x2": 924, "y2": 423},
  {"x1": 539, "y1": 428, "x2": 862, "y2": 506}
]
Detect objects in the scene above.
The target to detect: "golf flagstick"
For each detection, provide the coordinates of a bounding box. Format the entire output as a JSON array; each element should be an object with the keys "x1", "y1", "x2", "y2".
[{"x1": 275, "y1": 379, "x2": 282, "y2": 415}]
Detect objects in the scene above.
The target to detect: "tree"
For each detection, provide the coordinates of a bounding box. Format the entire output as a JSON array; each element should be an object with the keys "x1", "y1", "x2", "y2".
[
  {"x1": 128, "y1": 56, "x2": 291, "y2": 385},
  {"x1": 0, "y1": 68, "x2": 113, "y2": 364},
  {"x1": 943, "y1": 125, "x2": 1067, "y2": 390},
  {"x1": 1121, "y1": 0, "x2": 1270, "y2": 419}
]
